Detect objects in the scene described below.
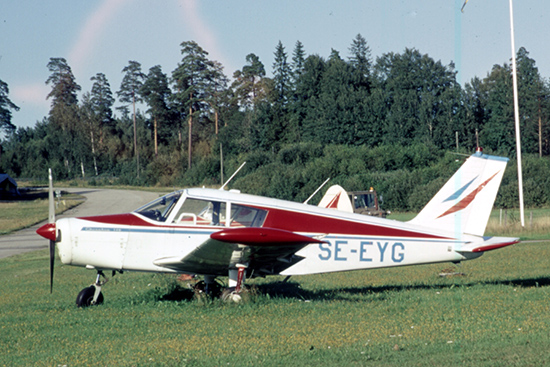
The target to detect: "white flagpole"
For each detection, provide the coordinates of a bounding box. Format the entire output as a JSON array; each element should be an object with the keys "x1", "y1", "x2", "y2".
[{"x1": 509, "y1": 0, "x2": 525, "y2": 227}]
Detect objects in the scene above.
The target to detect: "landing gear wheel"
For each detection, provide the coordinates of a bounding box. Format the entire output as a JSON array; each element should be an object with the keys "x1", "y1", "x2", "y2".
[
  {"x1": 76, "y1": 285, "x2": 104, "y2": 307},
  {"x1": 193, "y1": 279, "x2": 224, "y2": 299},
  {"x1": 221, "y1": 286, "x2": 251, "y2": 303},
  {"x1": 221, "y1": 287, "x2": 241, "y2": 303}
]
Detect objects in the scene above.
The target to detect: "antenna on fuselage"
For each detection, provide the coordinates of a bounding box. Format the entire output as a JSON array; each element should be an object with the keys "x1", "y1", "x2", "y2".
[
  {"x1": 220, "y1": 161, "x2": 246, "y2": 190},
  {"x1": 303, "y1": 177, "x2": 331, "y2": 205}
]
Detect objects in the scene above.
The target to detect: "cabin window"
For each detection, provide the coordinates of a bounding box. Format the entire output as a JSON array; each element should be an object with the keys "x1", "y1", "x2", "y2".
[
  {"x1": 173, "y1": 198, "x2": 267, "y2": 227},
  {"x1": 173, "y1": 198, "x2": 226, "y2": 226},
  {"x1": 229, "y1": 204, "x2": 267, "y2": 227},
  {"x1": 135, "y1": 192, "x2": 182, "y2": 222}
]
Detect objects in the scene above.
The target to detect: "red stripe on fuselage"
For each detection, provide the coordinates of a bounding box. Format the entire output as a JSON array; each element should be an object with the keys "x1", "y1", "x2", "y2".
[
  {"x1": 78, "y1": 213, "x2": 154, "y2": 226},
  {"x1": 78, "y1": 209, "x2": 446, "y2": 239},
  {"x1": 262, "y1": 208, "x2": 446, "y2": 239}
]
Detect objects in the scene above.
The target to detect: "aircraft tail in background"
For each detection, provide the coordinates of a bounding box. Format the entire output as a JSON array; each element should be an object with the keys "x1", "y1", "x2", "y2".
[{"x1": 318, "y1": 185, "x2": 354, "y2": 213}]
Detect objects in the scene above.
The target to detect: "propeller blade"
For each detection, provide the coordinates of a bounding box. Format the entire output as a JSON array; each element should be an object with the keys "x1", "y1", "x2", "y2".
[
  {"x1": 48, "y1": 168, "x2": 54, "y2": 224},
  {"x1": 49, "y1": 240, "x2": 55, "y2": 293},
  {"x1": 48, "y1": 168, "x2": 55, "y2": 293}
]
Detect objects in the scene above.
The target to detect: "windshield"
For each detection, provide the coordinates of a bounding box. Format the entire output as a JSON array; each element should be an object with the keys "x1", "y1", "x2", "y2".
[{"x1": 135, "y1": 191, "x2": 182, "y2": 222}]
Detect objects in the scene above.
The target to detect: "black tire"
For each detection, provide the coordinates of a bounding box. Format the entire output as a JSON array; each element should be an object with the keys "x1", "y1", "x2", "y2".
[
  {"x1": 76, "y1": 285, "x2": 104, "y2": 307},
  {"x1": 193, "y1": 280, "x2": 223, "y2": 298}
]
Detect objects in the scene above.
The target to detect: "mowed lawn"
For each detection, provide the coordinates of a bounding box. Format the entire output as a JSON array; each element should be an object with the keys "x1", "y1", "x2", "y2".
[
  {"x1": 1, "y1": 239, "x2": 550, "y2": 366},
  {"x1": 0, "y1": 194, "x2": 83, "y2": 235}
]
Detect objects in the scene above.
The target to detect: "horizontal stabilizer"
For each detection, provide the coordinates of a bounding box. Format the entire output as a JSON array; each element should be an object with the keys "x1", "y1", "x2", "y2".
[{"x1": 457, "y1": 236, "x2": 519, "y2": 253}]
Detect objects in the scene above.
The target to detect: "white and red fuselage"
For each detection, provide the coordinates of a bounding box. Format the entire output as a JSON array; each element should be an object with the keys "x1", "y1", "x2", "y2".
[
  {"x1": 51, "y1": 188, "x2": 495, "y2": 278},
  {"x1": 38, "y1": 152, "x2": 519, "y2": 285}
]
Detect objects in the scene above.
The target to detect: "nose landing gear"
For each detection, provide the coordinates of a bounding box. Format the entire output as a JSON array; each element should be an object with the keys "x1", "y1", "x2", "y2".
[{"x1": 76, "y1": 271, "x2": 108, "y2": 307}]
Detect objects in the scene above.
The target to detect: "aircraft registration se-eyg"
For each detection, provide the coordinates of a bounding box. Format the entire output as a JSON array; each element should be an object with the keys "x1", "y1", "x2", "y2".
[{"x1": 37, "y1": 149, "x2": 519, "y2": 306}]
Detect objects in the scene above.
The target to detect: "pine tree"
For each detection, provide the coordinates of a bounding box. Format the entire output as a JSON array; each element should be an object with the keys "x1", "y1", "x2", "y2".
[
  {"x1": 45, "y1": 58, "x2": 85, "y2": 176},
  {"x1": 172, "y1": 41, "x2": 227, "y2": 168},
  {"x1": 291, "y1": 40, "x2": 306, "y2": 84},
  {"x1": 272, "y1": 41, "x2": 291, "y2": 105},
  {"x1": 516, "y1": 47, "x2": 549, "y2": 156},
  {"x1": 0, "y1": 79, "x2": 19, "y2": 134},
  {"x1": 46, "y1": 58, "x2": 81, "y2": 131},
  {"x1": 231, "y1": 53, "x2": 267, "y2": 110},
  {"x1": 141, "y1": 65, "x2": 172, "y2": 156},
  {"x1": 117, "y1": 60, "x2": 145, "y2": 178},
  {"x1": 348, "y1": 34, "x2": 372, "y2": 81},
  {"x1": 373, "y1": 49, "x2": 458, "y2": 147},
  {"x1": 90, "y1": 73, "x2": 114, "y2": 129}
]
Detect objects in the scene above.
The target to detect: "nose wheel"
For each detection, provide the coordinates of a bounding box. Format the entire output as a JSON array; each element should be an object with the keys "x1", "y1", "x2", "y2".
[{"x1": 76, "y1": 271, "x2": 108, "y2": 307}]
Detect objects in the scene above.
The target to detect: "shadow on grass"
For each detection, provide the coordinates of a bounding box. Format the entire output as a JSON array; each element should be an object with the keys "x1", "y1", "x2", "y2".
[
  {"x1": 158, "y1": 286, "x2": 195, "y2": 302},
  {"x1": 2, "y1": 188, "x2": 78, "y2": 202},
  {"x1": 155, "y1": 276, "x2": 550, "y2": 303},
  {"x1": 273, "y1": 276, "x2": 550, "y2": 302},
  {"x1": 3, "y1": 188, "x2": 48, "y2": 201}
]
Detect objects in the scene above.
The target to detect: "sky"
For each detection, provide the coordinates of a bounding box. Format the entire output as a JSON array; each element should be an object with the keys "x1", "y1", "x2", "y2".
[{"x1": 1, "y1": 0, "x2": 549, "y2": 134}]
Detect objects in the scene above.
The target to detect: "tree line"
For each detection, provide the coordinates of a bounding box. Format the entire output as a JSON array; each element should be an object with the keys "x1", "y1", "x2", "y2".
[{"x1": 1, "y1": 35, "x2": 550, "y2": 209}]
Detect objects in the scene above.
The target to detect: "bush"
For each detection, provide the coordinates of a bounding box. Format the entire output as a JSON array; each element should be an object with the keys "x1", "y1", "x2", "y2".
[
  {"x1": 180, "y1": 156, "x2": 221, "y2": 187},
  {"x1": 277, "y1": 142, "x2": 323, "y2": 165}
]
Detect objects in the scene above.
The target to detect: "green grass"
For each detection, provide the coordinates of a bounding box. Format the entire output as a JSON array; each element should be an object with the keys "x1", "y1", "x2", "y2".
[
  {"x1": 0, "y1": 195, "x2": 83, "y2": 235},
  {"x1": 388, "y1": 208, "x2": 550, "y2": 241},
  {"x1": 486, "y1": 208, "x2": 550, "y2": 241},
  {"x1": 2, "y1": 241, "x2": 550, "y2": 366}
]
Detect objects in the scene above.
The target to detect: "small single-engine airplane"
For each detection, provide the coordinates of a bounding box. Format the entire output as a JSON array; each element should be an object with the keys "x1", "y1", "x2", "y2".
[{"x1": 37, "y1": 149, "x2": 519, "y2": 306}]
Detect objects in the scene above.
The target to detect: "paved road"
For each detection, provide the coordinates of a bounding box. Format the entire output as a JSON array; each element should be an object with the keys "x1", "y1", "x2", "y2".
[{"x1": 0, "y1": 188, "x2": 162, "y2": 259}]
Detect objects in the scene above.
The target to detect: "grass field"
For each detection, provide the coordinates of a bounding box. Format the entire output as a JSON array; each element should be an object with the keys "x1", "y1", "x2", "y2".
[
  {"x1": 1, "y1": 239, "x2": 550, "y2": 366},
  {"x1": 388, "y1": 208, "x2": 550, "y2": 241},
  {"x1": 2, "y1": 192, "x2": 549, "y2": 365},
  {"x1": 0, "y1": 191, "x2": 83, "y2": 235}
]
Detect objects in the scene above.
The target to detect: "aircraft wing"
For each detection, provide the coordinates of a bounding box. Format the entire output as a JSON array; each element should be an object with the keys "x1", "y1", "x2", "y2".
[{"x1": 153, "y1": 227, "x2": 324, "y2": 276}]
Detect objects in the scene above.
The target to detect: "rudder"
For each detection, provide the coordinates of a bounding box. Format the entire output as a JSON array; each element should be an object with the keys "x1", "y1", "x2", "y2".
[{"x1": 408, "y1": 151, "x2": 508, "y2": 238}]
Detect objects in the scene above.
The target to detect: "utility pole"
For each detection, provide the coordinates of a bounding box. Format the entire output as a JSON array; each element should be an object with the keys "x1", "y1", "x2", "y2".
[{"x1": 509, "y1": 0, "x2": 525, "y2": 227}]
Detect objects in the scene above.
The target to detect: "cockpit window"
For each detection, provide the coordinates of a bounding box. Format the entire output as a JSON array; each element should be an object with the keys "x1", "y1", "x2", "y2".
[{"x1": 135, "y1": 191, "x2": 182, "y2": 222}]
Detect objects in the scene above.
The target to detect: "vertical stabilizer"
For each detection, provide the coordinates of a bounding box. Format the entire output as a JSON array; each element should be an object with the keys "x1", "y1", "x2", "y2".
[
  {"x1": 318, "y1": 185, "x2": 354, "y2": 213},
  {"x1": 408, "y1": 152, "x2": 508, "y2": 237}
]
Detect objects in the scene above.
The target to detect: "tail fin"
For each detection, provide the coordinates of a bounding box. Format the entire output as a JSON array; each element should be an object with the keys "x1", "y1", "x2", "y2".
[
  {"x1": 318, "y1": 185, "x2": 354, "y2": 213},
  {"x1": 408, "y1": 151, "x2": 508, "y2": 237}
]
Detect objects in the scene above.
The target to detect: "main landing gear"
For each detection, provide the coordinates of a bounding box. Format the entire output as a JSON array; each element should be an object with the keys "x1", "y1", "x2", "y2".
[
  {"x1": 74, "y1": 266, "x2": 250, "y2": 306},
  {"x1": 221, "y1": 265, "x2": 247, "y2": 303},
  {"x1": 191, "y1": 265, "x2": 249, "y2": 303},
  {"x1": 76, "y1": 271, "x2": 108, "y2": 308}
]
